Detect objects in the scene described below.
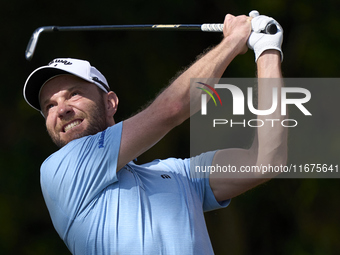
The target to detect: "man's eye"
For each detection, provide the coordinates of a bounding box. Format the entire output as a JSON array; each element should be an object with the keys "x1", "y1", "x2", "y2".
[
  {"x1": 46, "y1": 104, "x2": 55, "y2": 111},
  {"x1": 71, "y1": 92, "x2": 79, "y2": 97}
]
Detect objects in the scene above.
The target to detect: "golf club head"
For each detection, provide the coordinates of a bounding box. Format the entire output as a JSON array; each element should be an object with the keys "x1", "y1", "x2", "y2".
[{"x1": 25, "y1": 26, "x2": 54, "y2": 61}]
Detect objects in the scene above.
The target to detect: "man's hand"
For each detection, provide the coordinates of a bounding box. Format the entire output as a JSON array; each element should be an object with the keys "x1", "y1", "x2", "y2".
[
  {"x1": 247, "y1": 11, "x2": 283, "y2": 62},
  {"x1": 222, "y1": 14, "x2": 252, "y2": 56}
]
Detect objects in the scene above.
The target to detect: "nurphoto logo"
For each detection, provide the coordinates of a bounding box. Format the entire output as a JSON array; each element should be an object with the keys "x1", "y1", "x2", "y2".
[{"x1": 197, "y1": 82, "x2": 312, "y2": 128}]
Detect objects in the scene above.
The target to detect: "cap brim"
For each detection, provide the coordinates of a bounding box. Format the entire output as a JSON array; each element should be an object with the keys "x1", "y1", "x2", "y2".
[{"x1": 23, "y1": 67, "x2": 73, "y2": 111}]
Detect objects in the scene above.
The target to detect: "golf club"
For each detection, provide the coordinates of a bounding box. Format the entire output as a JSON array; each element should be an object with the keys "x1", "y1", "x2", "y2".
[{"x1": 25, "y1": 23, "x2": 277, "y2": 61}]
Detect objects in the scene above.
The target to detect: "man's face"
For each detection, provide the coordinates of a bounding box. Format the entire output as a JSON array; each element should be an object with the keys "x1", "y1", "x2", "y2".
[{"x1": 40, "y1": 75, "x2": 108, "y2": 148}]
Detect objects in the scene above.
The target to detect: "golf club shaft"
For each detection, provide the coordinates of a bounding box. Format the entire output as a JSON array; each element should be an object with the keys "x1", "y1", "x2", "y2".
[{"x1": 25, "y1": 23, "x2": 277, "y2": 60}]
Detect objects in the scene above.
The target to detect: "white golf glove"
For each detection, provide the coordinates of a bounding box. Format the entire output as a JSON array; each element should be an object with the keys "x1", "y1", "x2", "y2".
[{"x1": 247, "y1": 10, "x2": 283, "y2": 62}]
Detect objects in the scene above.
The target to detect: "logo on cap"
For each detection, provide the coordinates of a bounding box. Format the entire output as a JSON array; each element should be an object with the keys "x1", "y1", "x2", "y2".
[{"x1": 48, "y1": 59, "x2": 72, "y2": 66}]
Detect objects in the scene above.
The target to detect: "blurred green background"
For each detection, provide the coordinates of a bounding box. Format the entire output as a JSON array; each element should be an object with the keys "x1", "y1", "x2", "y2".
[{"x1": 1, "y1": 0, "x2": 340, "y2": 254}]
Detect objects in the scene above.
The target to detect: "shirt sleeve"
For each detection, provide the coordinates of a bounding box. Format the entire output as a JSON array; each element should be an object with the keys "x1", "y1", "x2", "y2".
[
  {"x1": 40, "y1": 122, "x2": 123, "y2": 223},
  {"x1": 189, "y1": 151, "x2": 231, "y2": 212}
]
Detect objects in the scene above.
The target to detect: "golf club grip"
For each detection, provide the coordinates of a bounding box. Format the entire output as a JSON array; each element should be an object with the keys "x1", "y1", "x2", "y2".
[{"x1": 201, "y1": 23, "x2": 278, "y2": 34}]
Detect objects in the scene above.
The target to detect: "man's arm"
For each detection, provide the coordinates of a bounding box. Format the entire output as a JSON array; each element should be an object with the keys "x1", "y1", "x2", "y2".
[
  {"x1": 210, "y1": 49, "x2": 287, "y2": 201},
  {"x1": 116, "y1": 14, "x2": 252, "y2": 171}
]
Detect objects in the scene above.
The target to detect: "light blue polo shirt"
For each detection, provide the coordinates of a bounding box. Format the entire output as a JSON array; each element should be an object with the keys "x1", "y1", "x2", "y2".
[{"x1": 40, "y1": 122, "x2": 230, "y2": 255}]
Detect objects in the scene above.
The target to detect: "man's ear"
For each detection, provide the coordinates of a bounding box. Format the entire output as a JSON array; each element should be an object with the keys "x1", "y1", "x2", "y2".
[{"x1": 106, "y1": 91, "x2": 119, "y2": 119}]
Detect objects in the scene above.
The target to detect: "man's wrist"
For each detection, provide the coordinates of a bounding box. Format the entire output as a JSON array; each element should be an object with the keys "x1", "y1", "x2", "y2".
[
  {"x1": 221, "y1": 34, "x2": 248, "y2": 57},
  {"x1": 257, "y1": 50, "x2": 281, "y2": 65},
  {"x1": 257, "y1": 50, "x2": 282, "y2": 77}
]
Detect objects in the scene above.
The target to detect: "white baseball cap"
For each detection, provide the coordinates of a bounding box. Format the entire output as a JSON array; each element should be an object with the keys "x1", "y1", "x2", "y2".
[{"x1": 23, "y1": 58, "x2": 110, "y2": 111}]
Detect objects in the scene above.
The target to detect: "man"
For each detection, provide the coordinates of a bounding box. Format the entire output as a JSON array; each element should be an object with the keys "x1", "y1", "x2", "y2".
[{"x1": 23, "y1": 12, "x2": 286, "y2": 255}]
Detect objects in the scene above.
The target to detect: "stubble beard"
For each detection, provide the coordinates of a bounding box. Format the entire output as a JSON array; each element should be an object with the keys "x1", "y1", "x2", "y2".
[{"x1": 48, "y1": 100, "x2": 108, "y2": 148}]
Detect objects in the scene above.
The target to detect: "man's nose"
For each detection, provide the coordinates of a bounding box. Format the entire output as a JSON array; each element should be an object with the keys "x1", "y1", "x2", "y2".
[{"x1": 57, "y1": 101, "x2": 73, "y2": 118}]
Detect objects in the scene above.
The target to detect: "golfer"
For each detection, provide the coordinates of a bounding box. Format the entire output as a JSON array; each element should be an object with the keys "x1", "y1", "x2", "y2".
[{"x1": 23, "y1": 12, "x2": 286, "y2": 255}]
